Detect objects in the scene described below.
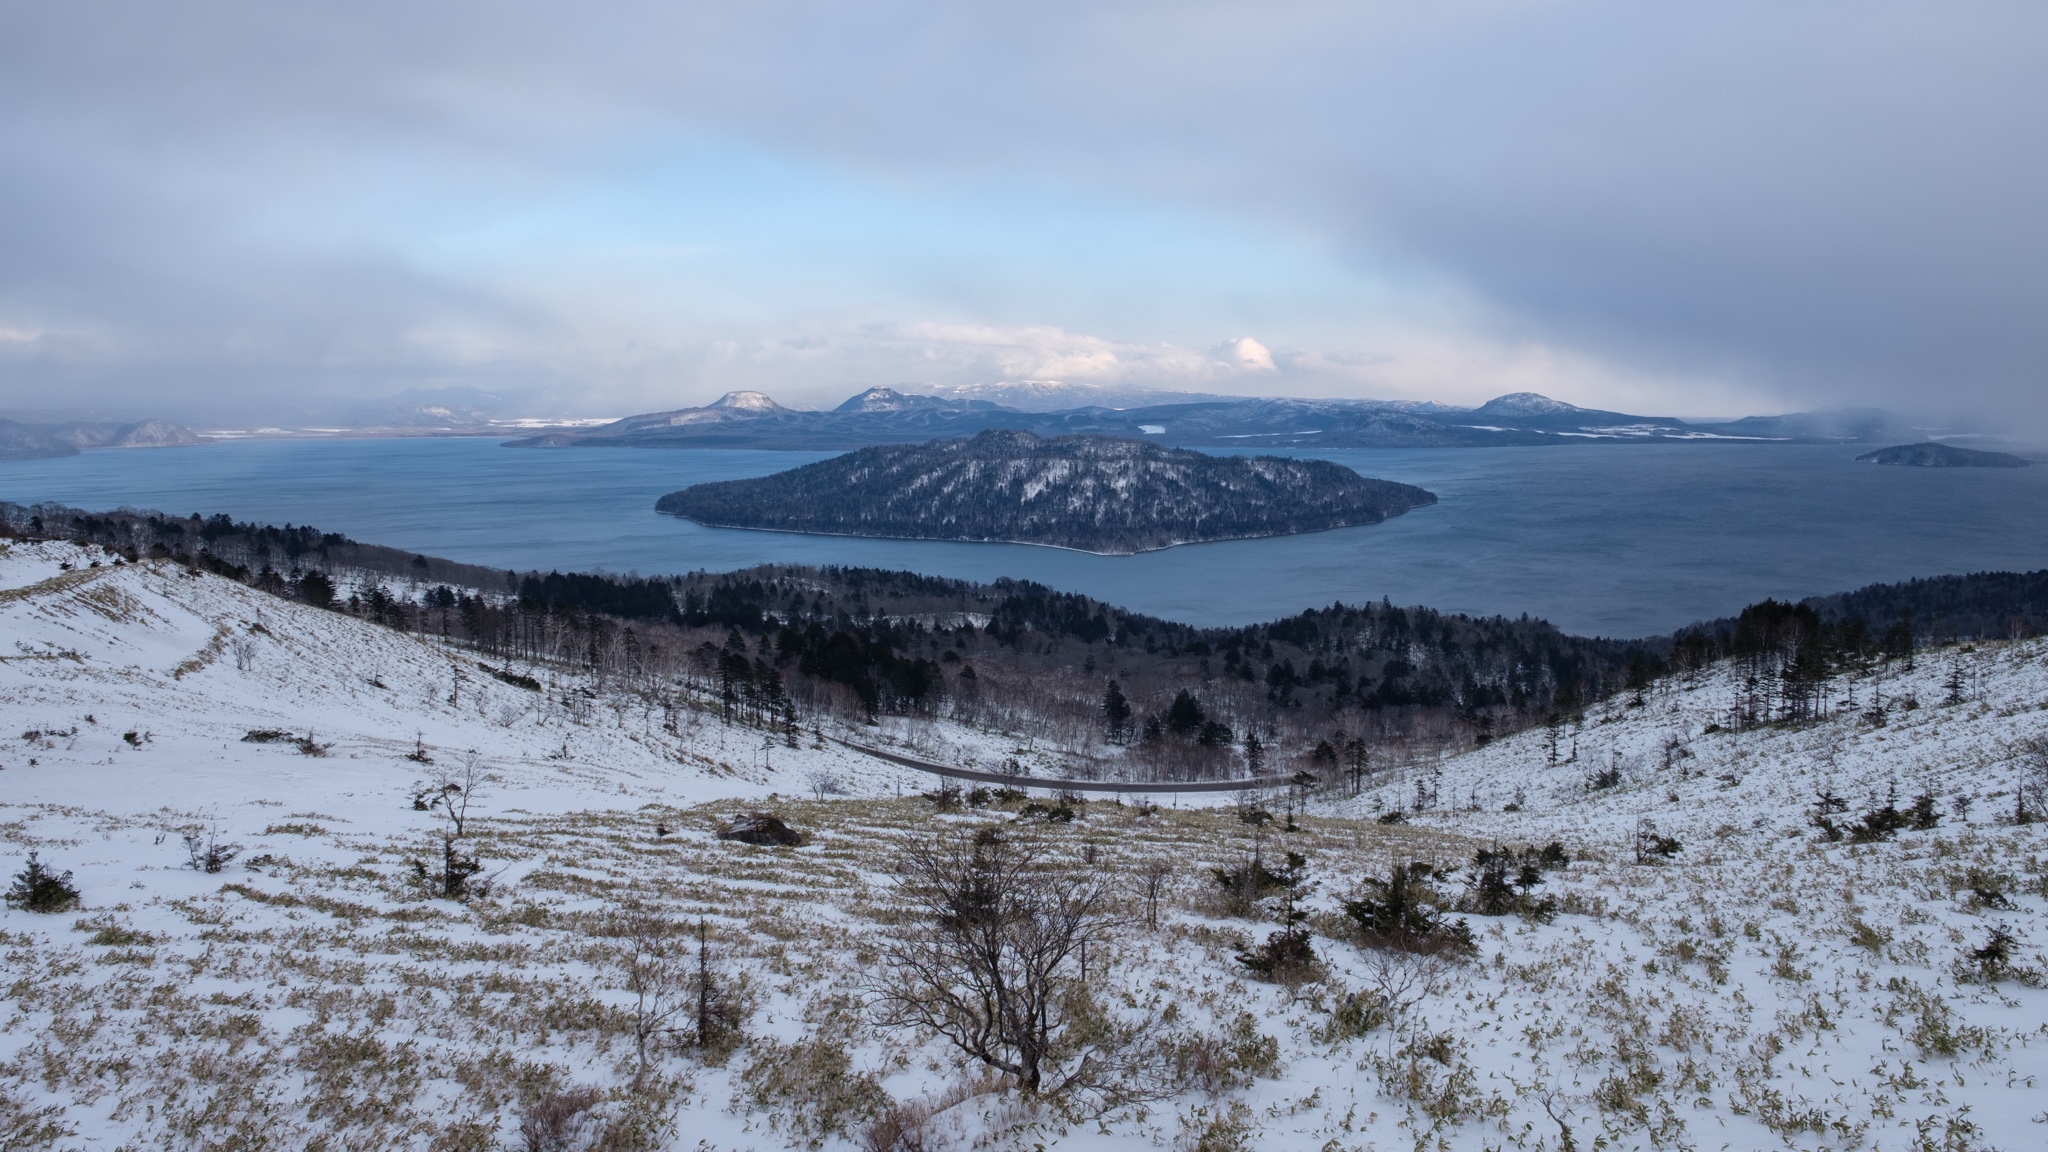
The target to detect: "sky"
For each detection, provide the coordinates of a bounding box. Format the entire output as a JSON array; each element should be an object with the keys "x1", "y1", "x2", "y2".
[{"x1": 1, "y1": 1, "x2": 2044, "y2": 428}]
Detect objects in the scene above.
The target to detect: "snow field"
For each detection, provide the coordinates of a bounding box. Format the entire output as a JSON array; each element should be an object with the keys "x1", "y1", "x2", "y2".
[{"x1": 0, "y1": 539, "x2": 2042, "y2": 1150}]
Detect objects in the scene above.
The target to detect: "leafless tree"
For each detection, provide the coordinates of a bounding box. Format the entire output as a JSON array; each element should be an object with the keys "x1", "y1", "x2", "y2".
[
  {"x1": 2016, "y1": 737, "x2": 2048, "y2": 824},
  {"x1": 1134, "y1": 861, "x2": 1173, "y2": 931},
  {"x1": 872, "y1": 828, "x2": 1118, "y2": 1097},
  {"x1": 414, "y1": 751, "x2": 485, "y2": 897},
  {"x1": 619, "y1": 913, "x2": 691, "y2": 1090},
  {"x1": 1354, "y1": 945, "x2": 1462, "y2": 1021},
  {"x1": 616, "y1": 910, "x2": 750, "y2": 1089}
]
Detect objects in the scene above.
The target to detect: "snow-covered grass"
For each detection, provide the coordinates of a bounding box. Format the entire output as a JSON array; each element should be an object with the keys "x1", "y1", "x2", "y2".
[{"x1": 1, "y1": 539, "x2": 2043, "y2": 1151}]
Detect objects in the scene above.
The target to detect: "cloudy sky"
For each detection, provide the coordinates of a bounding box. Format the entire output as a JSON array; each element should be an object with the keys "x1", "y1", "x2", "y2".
[{"x1": 1, "y1": 1, "x2": 2043, "y2": 425}]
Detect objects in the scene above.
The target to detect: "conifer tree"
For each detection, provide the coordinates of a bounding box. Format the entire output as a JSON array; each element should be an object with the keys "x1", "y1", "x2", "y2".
[{"x1": 1101, "y1": 679, "x2": 1132, "y2": 744}]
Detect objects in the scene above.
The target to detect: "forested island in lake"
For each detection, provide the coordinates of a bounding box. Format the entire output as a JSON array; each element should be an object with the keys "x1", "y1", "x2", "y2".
[
  {"x1": 1855, "y1": 442, "x2": 2029, "y2": 468},
  {"x1": 653, "y1": 430, "x2": 1437, "y2": 553}
]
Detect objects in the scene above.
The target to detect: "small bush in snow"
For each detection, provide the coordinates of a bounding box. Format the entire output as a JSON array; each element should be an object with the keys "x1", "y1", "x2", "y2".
[
  {"x1": 1631, "y1": 818, "x2": 1682, "y2": 863},
  {"x1": 1234, "y1": 851, "x2": 1318, "y2": 983},
  {"x1": 1957, "y1": 925, "x2": 2041, "y2": 987},
  {"x1": 516, "y1": 1085, "x2": 606, "y2": 1152},
  {"x1": 182, "y1": 825, "x2": 242, "y2": 873},
  {"x1": 739, "y1": 1034, "x2": 887, "y2": 1144},
  {"x1": 1342, "y1": 863, "x2": 1476, "y2": 958},
  {"x1": 1015, "y1": 800, "x2": 1077, "y2": 823},
  {"x1": 5, "y1": 851, "x2": 80, "y2": 913}
]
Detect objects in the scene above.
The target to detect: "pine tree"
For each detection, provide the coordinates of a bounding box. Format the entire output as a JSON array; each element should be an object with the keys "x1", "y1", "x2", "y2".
[
  {"x1": 1101, "y1": 680, "x2": 1132, "y2": 744},
  {"x1": 5, "y1": 852, "x2": 80, "y2": 913}
]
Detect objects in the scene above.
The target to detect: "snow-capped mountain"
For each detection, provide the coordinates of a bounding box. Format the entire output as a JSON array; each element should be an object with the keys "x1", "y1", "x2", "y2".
[{"x1": 508, "y1": 386, "x2": 1916, "y2": 451}]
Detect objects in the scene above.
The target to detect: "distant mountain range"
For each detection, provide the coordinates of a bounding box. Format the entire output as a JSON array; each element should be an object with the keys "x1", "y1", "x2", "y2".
[
  {"x1": 655, "y1": 429, "x2": 1437, "y2": 553},
  {"x1": 507, "y1": 387, "x2": 1918, "y2": 451},
  {"x1": 0, "y1": 418, "x2": 203, "y2": 461}
]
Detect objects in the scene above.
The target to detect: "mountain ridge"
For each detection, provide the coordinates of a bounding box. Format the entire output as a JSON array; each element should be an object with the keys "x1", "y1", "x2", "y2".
[
  {"x1": 508, "y1": 387, "x2": 1921, "y2": 451},
  {"x1": 0, "y1": 417, "x2": 205, "y2": 460}
]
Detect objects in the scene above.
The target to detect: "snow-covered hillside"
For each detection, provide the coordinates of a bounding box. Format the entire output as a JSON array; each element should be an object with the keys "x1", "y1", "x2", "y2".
[
  {"x1": 0, "y1": 540, "x2": 926, "y2": 815},
  {"x1": 1, "y1": 539, "x2": 2043, "y2": 1151}
]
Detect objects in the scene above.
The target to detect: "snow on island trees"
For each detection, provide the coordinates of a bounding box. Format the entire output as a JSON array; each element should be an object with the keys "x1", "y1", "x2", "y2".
[
  {"x1": 1855, "y1": 441, "x2": 2032, "y2": 467},
  {"x1": 654, "y1": 430, "x2": 1437, "y2": 554}
]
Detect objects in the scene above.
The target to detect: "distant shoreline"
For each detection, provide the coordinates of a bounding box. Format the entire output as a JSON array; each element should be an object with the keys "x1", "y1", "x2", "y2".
[{"x1": 656, "y1": 507, "x2": 1436, "y2": 557}]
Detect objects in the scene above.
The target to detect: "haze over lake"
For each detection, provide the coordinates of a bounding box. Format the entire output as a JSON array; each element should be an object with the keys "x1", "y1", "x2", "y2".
[{"x1": 5, "y1": 437, "x2": 2046, "y2": 637}]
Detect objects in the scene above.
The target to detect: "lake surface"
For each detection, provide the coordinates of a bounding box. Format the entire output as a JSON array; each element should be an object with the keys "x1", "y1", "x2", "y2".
[{"x1": 4, "y1": 437, "x2": 2046, "y2": 637}]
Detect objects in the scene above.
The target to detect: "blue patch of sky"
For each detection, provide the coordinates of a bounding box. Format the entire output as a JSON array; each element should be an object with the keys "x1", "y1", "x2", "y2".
[{"x1": 270, "y1": 130, "x2": 1416, "y2": 347}]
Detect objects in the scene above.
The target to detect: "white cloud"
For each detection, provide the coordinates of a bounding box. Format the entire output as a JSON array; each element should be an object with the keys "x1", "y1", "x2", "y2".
[{"x1": 1215, "y1": 336, "x2": 1276, "y2": 372}]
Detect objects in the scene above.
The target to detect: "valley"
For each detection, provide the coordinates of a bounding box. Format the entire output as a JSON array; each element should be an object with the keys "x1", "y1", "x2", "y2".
[{"x1": 1, "y1": 535, "x2": 2043, "y2": 1151}]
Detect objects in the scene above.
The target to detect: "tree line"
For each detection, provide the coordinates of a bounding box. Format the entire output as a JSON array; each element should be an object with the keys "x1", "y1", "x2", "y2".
[{"x1": 10, "y1": 500, "x2": 2040, "y2": 774}]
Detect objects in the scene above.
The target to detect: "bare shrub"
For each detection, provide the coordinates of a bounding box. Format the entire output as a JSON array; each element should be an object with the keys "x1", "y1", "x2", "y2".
[
  {"x1": 873, "y1": 828, "x2": 1127, "y2": 1099},
  {"x1": 1175, "y1": 1101, "x2": 1256, "y2": 1152},
  {"x1": 1209, "y1": 834, "x2": 1287, "y2": 919},
  {"x1": 2015, "y1": 738, "x2": 2048, "y2": 824},
  {"x1": 516, "y1": 1085, "x2": 606, "y2": 1152},
  {"x1": 1134, "y1": 861, "x2": 1173, "y2": 930},
  {"x1": 1354, "y1": 947, "x2": 1464, "y2": 1022},
  {"x1": 614, "y1": 911, "x2": 752, "y2": 1087},
  {"x1": 1309, "y1": 983, "x2": 1390, "y2": 1045},
  {"x1": 860, "y1": 1077, "x2": 998, "y2": 1152},
  {"x1": 0, "y1": 1084, "x2": 72, "y2": 1149},
  {"x1": 1157, "y1": 1011, "x2": 1279, "y2": 1096},
  {"x1": 1366, "y1": 1030, "x2": 1506, "y2": 1130},
  {"x1": 739, "y1": 1033, "x2": 889, "y2": 1144}
]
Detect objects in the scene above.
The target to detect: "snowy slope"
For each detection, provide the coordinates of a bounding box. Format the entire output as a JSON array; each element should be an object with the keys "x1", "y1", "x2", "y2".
[
  {"x1": 0, "y1": 540, "x2": 934, "y2": 816},
  {"x1": 1, "y1": 538, "x2": 2043, "y2": 1152}
]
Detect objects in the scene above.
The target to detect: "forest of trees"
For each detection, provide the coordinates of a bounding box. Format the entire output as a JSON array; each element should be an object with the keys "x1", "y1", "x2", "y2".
[
  {"x1": 8, "y1": 500, "x2": 2039, "y2": 783},
  {"x1": 654, "y1": 430, "x2": 1437, "y2": 553}
]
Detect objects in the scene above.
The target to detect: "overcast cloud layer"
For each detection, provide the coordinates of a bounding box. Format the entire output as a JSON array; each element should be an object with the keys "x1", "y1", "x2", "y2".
[{"x1": 1, "y1": 1, "x2": 2043, "y2": 428}]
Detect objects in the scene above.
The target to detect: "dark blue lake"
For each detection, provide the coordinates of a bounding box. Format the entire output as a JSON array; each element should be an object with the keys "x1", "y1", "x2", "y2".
[{"x1": 4, "y1": 436, "x2": 2045, "y2": 637}]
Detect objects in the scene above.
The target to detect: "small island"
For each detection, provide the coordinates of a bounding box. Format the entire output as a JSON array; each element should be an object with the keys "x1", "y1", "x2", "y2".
[
  {"x1": 1855, "y1": 442, "x2": 2030, "y2": 468},
  {"x1": 655, "y1": 430, "x2": 1437, "y2": 554}
]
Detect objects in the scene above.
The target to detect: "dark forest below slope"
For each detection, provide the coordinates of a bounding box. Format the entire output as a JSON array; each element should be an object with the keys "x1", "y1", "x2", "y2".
[{"x1": 13, "y1": 501, "x2": 2048, "y2": 784}]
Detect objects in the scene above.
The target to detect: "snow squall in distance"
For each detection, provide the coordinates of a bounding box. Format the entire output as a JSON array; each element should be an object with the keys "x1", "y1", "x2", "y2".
[{"x1": 0, "y1": 538, "x2": 2044, "y2": 1149}]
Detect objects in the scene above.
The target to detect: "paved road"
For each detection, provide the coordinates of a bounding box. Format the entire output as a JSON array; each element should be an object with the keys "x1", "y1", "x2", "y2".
[{"x1": 837, "y1": 739, "x2": 1293, "y2": 794}]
